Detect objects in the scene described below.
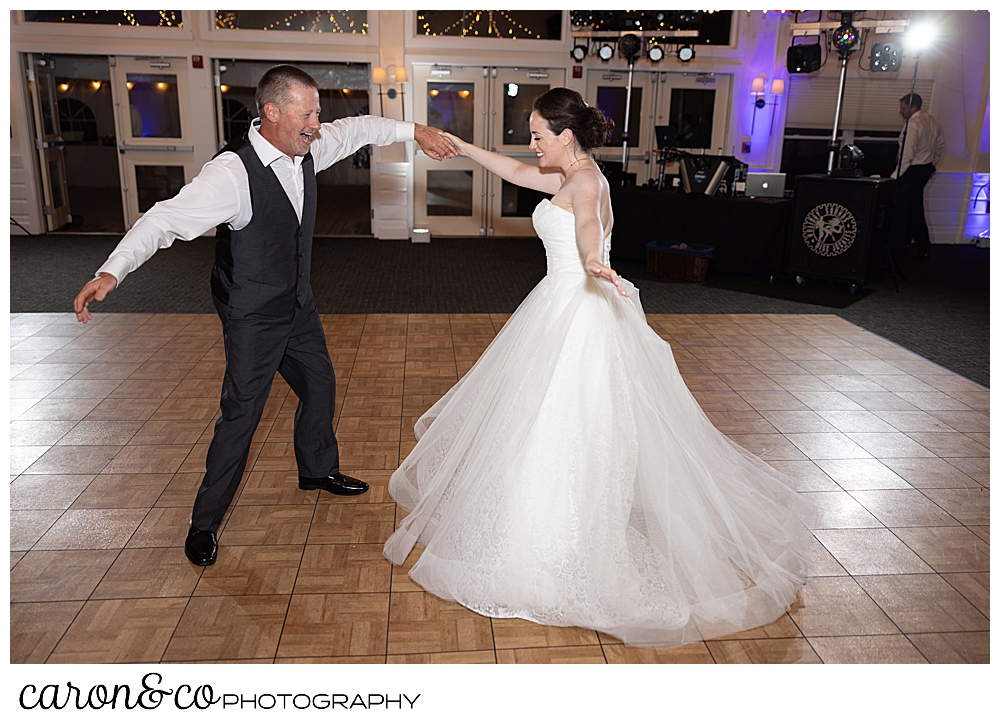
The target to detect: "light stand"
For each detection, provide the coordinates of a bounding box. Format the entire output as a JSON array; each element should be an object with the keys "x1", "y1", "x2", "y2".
[
  {"x1": 826, "y1": 13, "x2": 860, "y2": 171},
  {"x1": 617, "y1": 34, "x2": 642, "y2": 186}
]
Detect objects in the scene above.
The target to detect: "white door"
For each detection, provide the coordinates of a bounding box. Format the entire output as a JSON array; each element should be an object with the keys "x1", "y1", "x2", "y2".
[
  {"x1": 26, "y1": 54, "x2": 72, "y2": 231},
  {"x1": 109, "y1": 56, "x2": 198, "y2": 228},
  {"x1": 413, "y1": 64, "x2": 490, "y2": 236},
  {"x1": 487, "y1": 66, "x2": 565, "y2": 236},
  {"x1": 586, "y1": 68, "x2": 655, "y2": 185}
]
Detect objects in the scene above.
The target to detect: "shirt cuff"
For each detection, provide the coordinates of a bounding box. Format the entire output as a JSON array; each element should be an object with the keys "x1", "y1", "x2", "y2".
[
  {"x1": 95, "y1": 258, "x2": 130, "y2": 287},
  {"x1": 396, "y1": 121, "x2": 415, "y2": 142}
]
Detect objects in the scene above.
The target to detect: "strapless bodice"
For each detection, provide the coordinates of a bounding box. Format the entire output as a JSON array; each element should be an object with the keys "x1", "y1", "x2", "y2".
[{"x1": 532, "y1": 199, "x2": 611, "y2": 276}]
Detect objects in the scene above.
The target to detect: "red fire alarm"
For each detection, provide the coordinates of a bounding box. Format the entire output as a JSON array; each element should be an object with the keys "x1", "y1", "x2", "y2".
[
  {"x1": 572, "y1": 65, "x2": 583, "y2": 79},
  {"x1": 192, "y1": 55, "x2": 204, "y2": 69}
]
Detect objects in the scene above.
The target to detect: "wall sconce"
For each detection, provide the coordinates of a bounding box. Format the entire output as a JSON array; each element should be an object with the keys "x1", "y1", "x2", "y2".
[
  {"x1": 91, "y1": 80, "x2": 102, "y2": 90},
  {"x1": 750, "y1": 74, "x2": 785, "y2": 135},
  {"x1": 373, "y1": 64, "x2": 408, "y2": 121}
]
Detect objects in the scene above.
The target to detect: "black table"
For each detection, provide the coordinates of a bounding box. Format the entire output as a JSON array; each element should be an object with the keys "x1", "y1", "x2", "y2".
[{"x1": 609, "y1": 187, "x2": 794, "y2": 276}]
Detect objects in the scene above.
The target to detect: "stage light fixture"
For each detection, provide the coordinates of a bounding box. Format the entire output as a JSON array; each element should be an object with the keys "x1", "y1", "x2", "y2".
[
  {"x1": 870, "y1": 42, "x2": 902, "y2": 72},
  {"x1": 598, "y1": 43, "x2": 615, "y2": 61},
  {"x1": 787, "y1": 43, "x2": 821, "y2": 73},
  {"x1": 831, "y1": 24, "x2": 859, "y2": 56},
  {"x1": 677, "y1": 45, "x2": 695, "y2": 63},
  {"x1": 570, "y1": 44, "x2": 588, "y2": 62},
  {"x1": 647, "y1": 45, "x2": 664, "y2": 63},
  {"x1": 618, "y1": 33, "x2": 642, "y2": 63}
]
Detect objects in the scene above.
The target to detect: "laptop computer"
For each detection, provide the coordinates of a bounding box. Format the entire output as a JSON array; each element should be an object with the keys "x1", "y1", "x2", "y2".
[{"x1": 745, "y1": 172, "x2": 786, "y2": 198}]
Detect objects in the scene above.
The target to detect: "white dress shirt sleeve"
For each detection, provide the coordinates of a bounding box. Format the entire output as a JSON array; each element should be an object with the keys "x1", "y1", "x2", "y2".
[
  {"x1": 309, "y1": 117, "x2": 414, "y2": 173},
  {"x1": 96, "y1": 157, "x2": 247, "y2": 285}
]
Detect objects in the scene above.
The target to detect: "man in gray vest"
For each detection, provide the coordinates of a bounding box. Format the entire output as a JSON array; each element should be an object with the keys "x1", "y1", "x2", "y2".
[{"x1": 72, "y1": 64, "x2": 458, "y2": 566}]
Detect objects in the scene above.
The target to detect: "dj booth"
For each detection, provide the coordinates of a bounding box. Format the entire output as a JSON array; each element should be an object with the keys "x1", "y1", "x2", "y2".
[{"x1": 609, "y1": 186, "x2": 794, "y2": 276}]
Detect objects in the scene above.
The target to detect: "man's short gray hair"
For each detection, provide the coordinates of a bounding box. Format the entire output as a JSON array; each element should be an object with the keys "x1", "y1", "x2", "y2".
[{"x1": 255, "y1": 64, "x2": 319, "y2": 116}]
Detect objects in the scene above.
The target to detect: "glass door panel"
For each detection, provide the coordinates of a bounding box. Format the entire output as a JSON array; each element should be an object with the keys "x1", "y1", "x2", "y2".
[
  {"x1": 488, "y1": 67, "x2": 564, "y2": 236},
  {"x1": 110, "y1": 57, "x2": 196, "y2": 227},
  {"x1": 26, "y1": 53, "x2": 72, "y2": 230},
  {"x1": 414, "y1": 65, "x2": 488, "y2": 236}
]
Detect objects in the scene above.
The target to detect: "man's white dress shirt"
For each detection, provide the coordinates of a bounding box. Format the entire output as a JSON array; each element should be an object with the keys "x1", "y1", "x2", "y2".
[
  {"x1": 98, "y1": 117, "x2": 413, "y2": 284},
  {"x1": 892, "y1": 109, "x2": 945, "y2": 179}
]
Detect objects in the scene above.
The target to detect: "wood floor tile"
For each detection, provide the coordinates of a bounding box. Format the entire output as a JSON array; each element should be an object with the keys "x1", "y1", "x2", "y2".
[
  {"x1": 164, "y1": 594, "x2": 290, "y2": 661},
  {"x1": 890, "y1": 526, "x2": 990, "y2": 573},
  {"x1": 48, "y1": 598, "x2": 187, "y2": 663},
  {"x1": 851, "y1": 489, "x2": 960, "y2": 527},
  {"x1": 788, "y1": 577, "x2": 900, "y2": 637},
  {"x1": 603, "y1": 642, "x2": 715, "y2": 663},
  {"x1": 881, "y1": 457, "x2": 982, "y2": 489},
  {"x1": 386, "y1": 651, "x2": 495, "y2": 663},
  {"x1": 338, "y1": 441, "x2": 400, "y2": 469},
  {"x1": 10, "y1": 601, "x2": 86, "y2": 663},
  {"x1": 812, "y1": 528, "x2": 933, "y2": 575},
  {"x1": 194, "y1": 545, "x2": 304, "y2": 596},
  {"x1": 278, "y1": 593, "x2": 389, "y2": 658},
  {"x1": 496, "y1": 646, "x2": 606, "y2": 663},
  {"x1": 907, "y1": 632, "x2": 990, "y2": 663},
  {"x1": 234, "y1": 470, "x2": 316, "y2": 506},
  {"x1": 854, "y1": 573, "x2": 989, "y2": 634},
  {"x1": 25, "y1": 444, "x2": 121, "y2": 475},
  {"x1": 10, "y1": 473, "x2": 94, "y2": 510},
  {"x1": 10, "y1": 549, "x2": 120, "y2": 602},
  {"x1": 153, "y1": 472, "x2": 203, "y2": 507},
  {"x1": 387, "y1": 591, "x2": 493, "y2": 654},
  {"x1": 707, "y1": 637, "x2": 821, "y2": 663},
  {"x1": 308, "y1": 503, "x2": 396, "y2": 544},
  {"x1": 128, "y1": 419, "x2": 212, "y2": 445},
  {"x1": 808, "y1": 634, "x2": 928, "y2": 664},
  {"x1": 919, "y1": 488, "x2": 990, "y2": 526},
  {"x1": 83, "y1": 398, "x2": 162, "y2": 421},
  {"x1": 940, "y1": 571, "x2": 989, "y2": 617},
  {"x1": 815, "y1": 458, "x2": 912, "y2": 491},
  {"x1": 92, "y1": 547, "x2": 203, "y2": 598},
  {"x1": 33, "y1": 508, "x2": 148, "y2": 550},
  {"x1": 491, "y1": 617, "x2": 600, "y2": 649},
  {"x1": 72, "y1": 473, "x2": 172, "y2": 509},
  {"x1": 295, "y1": 544, "x2": 391, "y2": 594},
  {"x1": 10, "y1": 509, "x2": 64, "y2": 551},
  {"x1": 10, "y1": 420, "x2": 78, "y2": 446},
  {"x1": 801, "y1": 491, "x2": 882, "y2": 529},
  {"x1": 219, "y1": 505, "x2": 314, "y2": 546},
  {"x1": 125, "y1": 506, "x2": 194, "y2": 548}
]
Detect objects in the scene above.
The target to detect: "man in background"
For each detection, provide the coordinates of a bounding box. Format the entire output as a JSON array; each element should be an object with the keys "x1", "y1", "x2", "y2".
[{"x1": 888, "y1": 92, "x2": 945, "y2": 260}]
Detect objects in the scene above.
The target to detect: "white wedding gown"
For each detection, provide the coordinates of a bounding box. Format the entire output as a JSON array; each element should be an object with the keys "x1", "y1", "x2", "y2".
[{"x1": 384, "y1": 199, "x2": 816, "y2": 647}]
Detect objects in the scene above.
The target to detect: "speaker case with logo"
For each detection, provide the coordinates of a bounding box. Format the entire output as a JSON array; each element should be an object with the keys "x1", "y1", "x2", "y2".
[{"x1": 786, "y1": 174, "x2": 895, "y2": 290}]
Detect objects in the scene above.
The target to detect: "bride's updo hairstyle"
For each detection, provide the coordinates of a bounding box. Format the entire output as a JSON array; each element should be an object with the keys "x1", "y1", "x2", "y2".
[{"x1": 532, "y1": 88, "x2": 613, "y2": 153}]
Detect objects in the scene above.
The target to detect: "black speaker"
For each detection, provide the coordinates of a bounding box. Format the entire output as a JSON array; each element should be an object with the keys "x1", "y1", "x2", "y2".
[
  {"x1": 786, "y1": 175, "x2": 896, "y2": 289},
  {"x1": 787, "y1": 44, "x2": 822, "y2": 73}
]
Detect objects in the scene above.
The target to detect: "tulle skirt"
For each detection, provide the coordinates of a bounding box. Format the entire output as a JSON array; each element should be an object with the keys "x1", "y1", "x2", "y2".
[{"x1": 384, "y1": 272, "x2": 816, "y2": 648}]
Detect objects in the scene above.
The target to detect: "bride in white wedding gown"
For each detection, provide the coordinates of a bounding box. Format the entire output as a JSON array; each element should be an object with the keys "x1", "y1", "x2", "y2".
[{"x1": 383, "y1": 88, "x2": 815, "y2": 648}]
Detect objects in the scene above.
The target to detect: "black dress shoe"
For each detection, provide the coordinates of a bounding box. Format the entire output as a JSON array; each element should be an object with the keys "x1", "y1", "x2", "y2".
[
  {"x1": 185, "y1": 525, "x2": 218, "y2": 566},
  {"x1": 298, "y1": 472, "x2": 370, "y2": 496}
]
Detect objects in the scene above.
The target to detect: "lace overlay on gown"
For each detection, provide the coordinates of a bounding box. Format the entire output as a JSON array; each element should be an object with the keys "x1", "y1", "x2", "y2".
[{"x1": 384, "y1": 199, "x2": 815, "y2": 647}]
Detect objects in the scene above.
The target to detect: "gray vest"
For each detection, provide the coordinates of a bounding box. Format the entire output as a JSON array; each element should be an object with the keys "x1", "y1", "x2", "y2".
[{"x1": 211, "y1": 137, "x2": 316, "y2": 316}]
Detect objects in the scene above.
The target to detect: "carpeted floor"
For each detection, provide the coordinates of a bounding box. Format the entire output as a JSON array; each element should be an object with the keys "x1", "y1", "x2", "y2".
[{"x1": 9, "y1": 232, "x2": 989, "y2": 387}]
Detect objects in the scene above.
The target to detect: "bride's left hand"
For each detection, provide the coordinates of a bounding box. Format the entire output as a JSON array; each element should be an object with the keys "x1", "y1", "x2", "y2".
[{"x1": 585, "y1": 261, "x2": 629, "y2": 297}]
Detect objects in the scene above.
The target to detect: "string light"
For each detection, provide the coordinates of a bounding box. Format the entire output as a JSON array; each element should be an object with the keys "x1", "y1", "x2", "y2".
[
  {"x1": 419, "y1": 10, "x2": 542, "y2": 39},
  {"x1": 215, "y1": 10, "x2": 367, "y2": 34}
]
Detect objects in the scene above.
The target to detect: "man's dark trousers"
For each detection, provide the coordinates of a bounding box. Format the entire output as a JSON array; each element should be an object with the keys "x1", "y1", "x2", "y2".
[
  {"x1": 889, "y1": 163, "x2": 936, "y2": 257},
  {"x1": 190, "y1": 138, "x2": 338, "y2": 532}
]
